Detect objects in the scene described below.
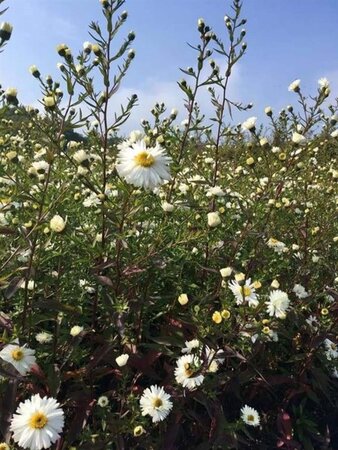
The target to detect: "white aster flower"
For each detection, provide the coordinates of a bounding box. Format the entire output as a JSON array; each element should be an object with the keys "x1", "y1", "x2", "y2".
[
  {"x1": 97, "y1": 395, "x2": 109, "y2": 407},
  {"x1": 139, "y1": 385, "x2": 173, "y2": 423},
  {"x1": 116, "y1": 139, "x2": 171, "y2": 190},
  {"x1": 0, "y1": 341, "x2": 36, "y2": 376},
  {"x1": 129, "y1": 129, "x2": 143, "y2": 143},
  {"x1": 324, "y1": 339, "x2": 338, "y2": 361},
  {"x1": 267, "y1": 238, "x2": 286, "y2": 254},
  {"x1": 70, "y1": 325, "x2": 83, "y2": 337},
  {"x1": 292, "y1": 131, "x2": 306, "y2": 145},
  {"x1": 161, "y1": 201, "x2": 174, "y2": 212},
  {"x1": 31, "y1": 161, "x2": 50, "y2": 174},
  {"x1": 10, "y1": 394, "x2": 64, "y2": 450},
  {"x1": 266, "y1": 290, "x2": 290, "y2": 319},
  {"x1": 73, "y1": 149, "x2": 89, "y2": 165},
  {"x1": 206, "y1": 186, "x2": 225, "y2": 197},
  {"x1": 228, "y1": 278, "x2": 259, "y2": 307},
  {"x1": 174, "y1": 354, "x2": 204, "y2": 390},
  {"x1": 292, "y1": 283, "x2": 309, "y2": 299},
  {"x1": 240, "y1": 405, "x2": 260, "y2": 427},
  {"x1": 204, "y1": 346, "x2": 225, "y2": 373},
  {"x1": 35, "y1": 332, "x2": 53, "y2": 344},
  {"x1": 241, "y1": 116, "x2": 257, "y2": 131},
  {"x1": 181, "y1": 339, "x2": 200, "y2": 354},
  {"x1": 305, "y1": 315, "x2": 318, "y2": 329}
]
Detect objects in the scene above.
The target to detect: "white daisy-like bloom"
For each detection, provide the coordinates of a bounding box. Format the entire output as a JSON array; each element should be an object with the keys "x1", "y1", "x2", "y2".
[
  {"x1": 241, "y1": 116, "x2": 257, "y2": 131},
  {"x1": 204, "y1": 346, "x2": 225, "y2": 373},
  {"x1": 292, "y1": 132, "x2": 306, "y2": 145},
  {"x1": 97, "y1": 395, "x2": 109, "y2": 407},
  {"x1": 267, "y1": 238, "x2": 286, "y2": 254},
  {"x1": 31, "y1": 161, "x2": 50, "y2": 174},
  {"x1": 292, "y1": 283, "x2": 309, "y2": 299},
  {"x1": 10, "y1": 394, "x2": 64, "y2": 450},
  {"x1": 35, "y1": 332, "x2": 53, "y2": 344},
  {"x1": 228, "y1": 278, "x2": 259, "y2": 307},
  {"x1": 116, "y1": 139, "x2": 171, "y2": 190},
  {"x1": 206, "y1": 186, "x2": 225, "y2": 197},
  {"x1": 305, "y1": 315, "x2": 318, "y2": 329},
  {"x1": 70, "y1": 325, "x2": 83, "y2": 337},
  {"x1": 161, "y1": 201, "x2": 174, "y2": 212},
  {"x1": 181, "y1": 339, "x2": 200, "y2": 354},
  {"x1": 324, "y1": 339, "x2": 338, "y2": 361},
  {"x1": 240, "y1": 405, "x2": 260, "y2": 427},
  {"x1": 139, "y1": 385, "x2": 173, "y2": 423},
  {"x1": 0, "y1": 341, "x2": 36, "y2": 376},
  {"x1": 265, "y1": 290, "x2": 290, "y2": 319},
  {"x1": 174, "y1": 354, "x2": 204, "y2": 390},
  {"x1": 73, "y1": 149, "x2": 89, "y2": 165},
  {"x1": 129, "y1": 129, "x2": 143, "y2": 143}
]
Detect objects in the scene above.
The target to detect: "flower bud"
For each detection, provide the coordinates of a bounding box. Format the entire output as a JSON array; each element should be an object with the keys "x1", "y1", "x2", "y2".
[
  {"x1": 178, "y1": 293, "x2": 189, "y2": 305},
  {"x1": 220, "y1": 267, "x2": 232, "y2": 278},
  {"x1": 0, "y1": 22, "x2": 13, "y2": 41},
  {"x1": 43, "y1": 96, "x2": 56, "y2": 109},
  {"x1": 134, "y1": 426, "x2": 145, "y2": 437},
  {"x1": 207, "y1": 211, "x2": 221, "y2": 227},
  {"x1": 121, "y1": 10, "x2": 128, "y2": 20},
  {"x1": 5, "y1": 87, "x2": 18, "y2": 104},
  {"x1": 83, "y1": 41, "x2": 92, "y2": 54},
  {"x1": 128, "y1": 49, "x2": 135, "y2": 59},
  {"x1": 264, "y1": 106, "x2": 272, "y2": 116},
  {"x1": 50, "y1": 215, "x2": 66, "y2": 233},
  {"x1": 128, "y1": 31, "x2": 135, "y2": 41},
  {"x1": 161, "y1": 201, "x2": 174, "y2": 212},
  {"x1": 212, "y1": 311, "x2": 222, "y2": 324},
  {"x1": 56, "y1": 43, "x2": 68, "y2": 57},
  {"x1": 92, "y1": 44, "x2": 102, "y2": 56},
  {"x1": 288, "y1": 79, "x2": 301, "y2": 92},
  {"x1": 29, "y1": 65, "x2": 40, "y2": 78},
  {"x1": 115, "y1": 354, "x2": 129, "y2": 367},
  {"x1": 197, "y1": 18, "x2": 205, "y2": 32}
]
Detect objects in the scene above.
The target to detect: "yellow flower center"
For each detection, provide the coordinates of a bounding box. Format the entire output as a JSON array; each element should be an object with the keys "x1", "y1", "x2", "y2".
[
  {"x1": 152, "y1": 397, "x2": 163, "y2": 408},
  {"x1": 247, "y1": 414, "x2": 255, "y2": 422},
  {"x1": 11, "y1": 348, "x2": 24, "y2": 361},
  {"x1": 134, "y1": 151, "x2": 155, "y2": 168},
  {"x1": 29, "y1": 412, "x2": 48, "y2": 429},
  {"x1": 0, "y1": 444, "x2": 10, "y2": 450},
  {"x1": 241, "y1": 286, "x2": 251, "y2": 297},
  {"x1": 184, "y1": 362, "x2": 193, "y2": 377}
]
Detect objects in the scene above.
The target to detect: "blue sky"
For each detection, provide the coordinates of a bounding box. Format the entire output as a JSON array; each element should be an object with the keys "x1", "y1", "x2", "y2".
[{"x1": 1, "y1": 0, "x2": 338, "y2": 131}]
